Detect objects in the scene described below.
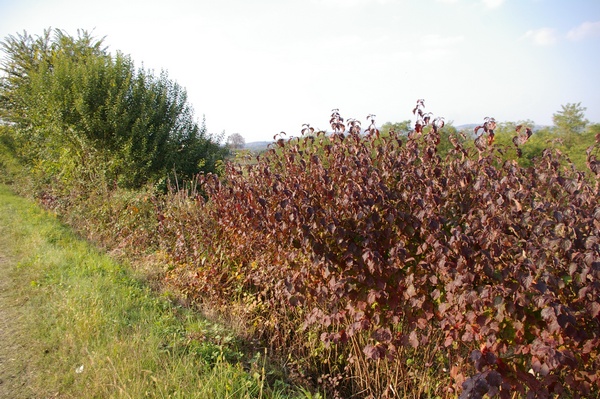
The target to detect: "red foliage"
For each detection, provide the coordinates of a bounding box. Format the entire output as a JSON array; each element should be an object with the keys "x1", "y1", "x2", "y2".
[{"x1": 160, "y1": 107, "x2": 600, "y2": 397}]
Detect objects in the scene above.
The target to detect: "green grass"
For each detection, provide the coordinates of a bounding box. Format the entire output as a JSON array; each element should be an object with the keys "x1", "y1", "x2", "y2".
[{"x1": 0, "y1": 184, "x2": 308, "y2": 399}]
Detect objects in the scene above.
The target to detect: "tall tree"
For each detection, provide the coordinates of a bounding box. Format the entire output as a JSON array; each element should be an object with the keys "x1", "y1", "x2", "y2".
[{"x1": 552, "y1": 102, "x2": 589, "y2": 147}]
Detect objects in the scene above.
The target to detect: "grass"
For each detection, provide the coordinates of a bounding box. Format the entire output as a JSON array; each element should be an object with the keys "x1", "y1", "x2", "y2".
[{"x1": 0, "y1": 184, "x2": 309, "y2": 399}]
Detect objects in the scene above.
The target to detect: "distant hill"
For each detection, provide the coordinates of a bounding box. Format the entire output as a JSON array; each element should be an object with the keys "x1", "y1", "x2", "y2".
[
  {"x1": 456, "y1": 124, "x2": 479, "y2": 132},
  {"x1": 456, "y1": 123, "x2": 550, "y2": 135},
  {"x1": 244, "y1": 141, "x2": 271, "y2": 152}
]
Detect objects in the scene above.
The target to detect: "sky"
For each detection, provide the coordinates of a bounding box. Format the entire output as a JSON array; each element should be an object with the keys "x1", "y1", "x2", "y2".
[{"x1": 1, "y1": 0, "x2": 599, "y2": 143}]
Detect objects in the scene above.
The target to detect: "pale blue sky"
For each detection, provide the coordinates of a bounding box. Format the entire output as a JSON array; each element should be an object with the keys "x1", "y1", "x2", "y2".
[{"x1": 1, "y1": 0, "x2": 599, "y2": 142}]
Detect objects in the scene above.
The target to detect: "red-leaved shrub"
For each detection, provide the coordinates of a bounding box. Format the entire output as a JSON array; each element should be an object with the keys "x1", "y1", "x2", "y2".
[{"x1": 160, "y1": 108, "x2": 599, "y2": 398}]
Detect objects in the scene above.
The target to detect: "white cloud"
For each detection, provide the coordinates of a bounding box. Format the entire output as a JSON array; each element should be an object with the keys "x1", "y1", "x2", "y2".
[
  {"x1": 567, "y1": 21, "x2": 600, "y2": 41},
  {"x1": 481, "y1": 0, "x2": 505, "y2": 8},
  {"x1": 522, "y1": 28, "x2": 558, "y2": 46},
  {"x1": 436, "y1": 0, "x2": 459, "y2": 3}
]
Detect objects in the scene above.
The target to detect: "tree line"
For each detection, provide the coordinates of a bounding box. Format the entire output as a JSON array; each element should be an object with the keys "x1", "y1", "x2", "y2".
[{"x1": 379, "y1": 102, "x2": 599, "y2": 171}]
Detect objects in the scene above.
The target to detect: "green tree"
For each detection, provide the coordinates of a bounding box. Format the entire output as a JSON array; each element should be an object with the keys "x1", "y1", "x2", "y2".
[
  {"x1": 490, "y1": 120, "x2": 536, "y2": 162},
  {"x1": 436, "y1": 120, "x2": 457, "y2": 158},
  {"x1": 0, "y1": 28, "x2": 226, "y2": 188},
  {"x1": 552, "y1": 102, "x2": 588, "y2": 152},
  {"x1": 553, "y1": 102, "x2": 588, "y2": 136},
  {"x1": 486, "y1": 110, "x2": 596, "y2": 171},
  {"x1": 588, "y1": 123, "x2": 600, "y2": 137},
  {"x1": 226, "y1": 133, "x2": 245, "y2": 150},
  {"x1": 550, "y1": 103, "x2": 595, "y2": 170},
  {"x1": 380, "y1": 120, "x2": 411, "y2": 136}
]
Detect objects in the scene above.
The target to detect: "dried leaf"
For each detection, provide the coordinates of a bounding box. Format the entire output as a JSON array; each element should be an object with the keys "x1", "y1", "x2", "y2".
[{"x1": 408, "y1": 330, "x2": 419, "y2": 348}]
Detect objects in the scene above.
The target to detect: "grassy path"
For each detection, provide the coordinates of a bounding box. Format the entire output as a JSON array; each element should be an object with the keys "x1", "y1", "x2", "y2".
[
  {"x1": 0, "y1": 185, "x2": 303, "y2": 399},
  {"x1": 0, "y1": 229, "x2": 33, "y2": 397}
]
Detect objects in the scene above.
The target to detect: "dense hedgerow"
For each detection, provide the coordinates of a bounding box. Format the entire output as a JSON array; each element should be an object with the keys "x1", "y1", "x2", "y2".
[
  {"x1": 7, "y1": 94, "x2": 597, "y2": 397},
  {"x1": 158, "y1": 105, "x2": 600, "y2": 398}
]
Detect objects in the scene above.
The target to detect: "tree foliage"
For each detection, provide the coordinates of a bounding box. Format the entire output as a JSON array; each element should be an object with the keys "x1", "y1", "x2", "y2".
[
  {"x1": 553, "y1": 102, "x2": 588, "y2": 136},
  {"x1": 380, "y1": 119, "x2": 411, "y2": 136},
  {"x1": 227, "y1": 132, "x2": 246, "y2": 150},
  {"x1": 490, "y1": 105, "x2": 596, "y2": 172},
  {"x1": 0, "y1": 28, "x2": 226, "y2": 188}
]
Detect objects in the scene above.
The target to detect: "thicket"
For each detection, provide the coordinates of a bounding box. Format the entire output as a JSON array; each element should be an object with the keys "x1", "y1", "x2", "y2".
[
  {"x1": 157, "y1": 105, "x2": 600, "y2": 398},
  {"x1": 1, "y1": 28, "x2": 599, "y2": 397},
  {"x1": 0, "y1": 29, "x2": 226, "y2": 190}
]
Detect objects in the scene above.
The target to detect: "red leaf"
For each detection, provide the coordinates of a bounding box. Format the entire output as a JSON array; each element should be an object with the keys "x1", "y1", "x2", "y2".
[
  {"x1": 408, "y1": 331, "x2": 419, "y2": 348},
  {"x1": 363, "y1": 344, "x2": 384, "y2": 360},
  {"x1": 588, "y1": 302, "x2": 600, "y2": 318},
  {"x1": 372, "y1": 327, "x2": 392, "y2": 343}
]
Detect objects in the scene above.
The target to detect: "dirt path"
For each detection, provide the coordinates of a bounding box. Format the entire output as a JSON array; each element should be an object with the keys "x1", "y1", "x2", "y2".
[{"x1": 0, "y1": 251, "x2": 33, "y2": 399}]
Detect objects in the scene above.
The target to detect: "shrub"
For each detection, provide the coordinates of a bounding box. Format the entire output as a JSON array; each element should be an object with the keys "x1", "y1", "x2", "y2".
[
  {"x1": 164, "y1": 107, "x2": 599, "y2": 398},
  {"x1": 0, "y1": 29, "x2": 227, "y2": 189}
]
